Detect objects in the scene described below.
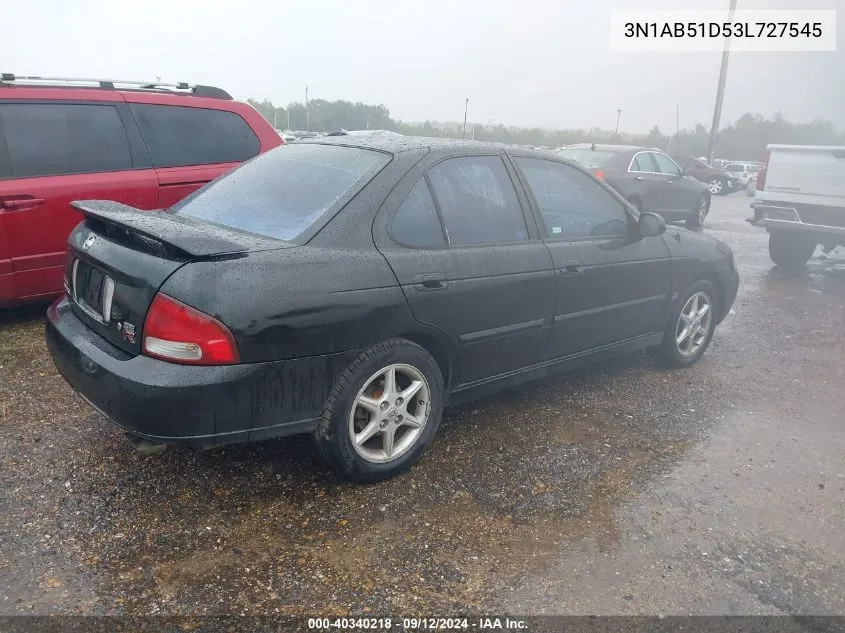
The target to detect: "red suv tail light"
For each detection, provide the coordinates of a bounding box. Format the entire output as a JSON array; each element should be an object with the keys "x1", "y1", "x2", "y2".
[
  {"x1": 594, "y1": 169, "x2": 606, "y2": 181},
  {"x1": 756, "y1": 150, "x2": 770, "y2": 190},
  {"x1": 143, "y1": 294, "x2": 240, "y2": 365}
]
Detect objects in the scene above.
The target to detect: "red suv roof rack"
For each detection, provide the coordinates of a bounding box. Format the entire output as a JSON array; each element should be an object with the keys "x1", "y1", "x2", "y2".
[{"x1": 0, "y1": 73, "x2": 232, "y2": 100}]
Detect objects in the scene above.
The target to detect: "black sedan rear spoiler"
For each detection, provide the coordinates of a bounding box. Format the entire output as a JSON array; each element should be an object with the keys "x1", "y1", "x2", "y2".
[{"x1": 71, "y1": 200, "x2": 292, "y2": 258}]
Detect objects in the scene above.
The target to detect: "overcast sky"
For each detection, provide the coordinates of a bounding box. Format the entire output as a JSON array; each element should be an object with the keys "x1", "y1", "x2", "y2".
[{"x1": 5, "y1": 0, "x2": 843, "y2": 133}]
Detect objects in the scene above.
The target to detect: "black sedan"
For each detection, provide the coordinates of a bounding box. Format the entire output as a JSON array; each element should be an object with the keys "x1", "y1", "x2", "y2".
[
  {"x1": 46, "y1": 137, "x2": 738, "y2": 482},
  {"x1": 557, "y1": 144, "x2": 712, "y2": 227}
]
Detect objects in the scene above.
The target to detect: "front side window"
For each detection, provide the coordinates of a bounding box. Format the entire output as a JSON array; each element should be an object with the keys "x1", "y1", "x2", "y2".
[
  {"x1": 514, "y1": 157, "x2": 629, "y2": 240},
  {"x1": 389, "y1": 179, "x2": 446, "y2": 247},
  {"x1": 650, "y1": 152, "x2": 682, "y2": 176},
  {"x1": 130, "y1": 104, "x2": 260, "y2": 168},
  {"x1": 426, "y1": 156, "x2": 527, "y2": 245},
  {"x1": 0, "y1": 103, "x2": 132, "y2": 178},
  {"x1": 171, "y1": 144, "x2": 389, "y2": 241}
]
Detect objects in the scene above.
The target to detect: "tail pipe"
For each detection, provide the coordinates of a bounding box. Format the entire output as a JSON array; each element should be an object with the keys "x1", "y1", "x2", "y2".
[{"x1": 124, "y1": 432, "x2": 168, "y2": 455}]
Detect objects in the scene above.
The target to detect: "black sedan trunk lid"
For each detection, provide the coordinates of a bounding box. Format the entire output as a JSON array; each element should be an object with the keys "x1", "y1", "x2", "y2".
[{"x1": 65, "y1": 200, "x2": 293, "y2": 356}]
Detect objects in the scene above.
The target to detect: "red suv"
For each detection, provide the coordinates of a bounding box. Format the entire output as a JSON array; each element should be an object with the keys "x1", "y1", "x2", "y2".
[{"x1": 0, "y1": 74, "x2": 282, "y2": 307}]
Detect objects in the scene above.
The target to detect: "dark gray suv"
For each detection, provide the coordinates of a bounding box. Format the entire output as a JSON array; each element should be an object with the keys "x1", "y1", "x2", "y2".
[{"x1": 557, "y1": 144, "x2": 711, "y2": 228}]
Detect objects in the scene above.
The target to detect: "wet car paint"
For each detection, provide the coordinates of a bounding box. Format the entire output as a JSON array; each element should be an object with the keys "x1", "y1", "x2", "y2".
[
  {"x1": 2, "y1": 196, "x2": 845, "y2": 616},
  {"x1": 46, "y1": 137, "x2": 738, "y2": 447}
]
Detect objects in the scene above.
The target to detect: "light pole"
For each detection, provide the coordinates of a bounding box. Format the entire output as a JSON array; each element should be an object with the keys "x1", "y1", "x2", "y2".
[
  {"x1": 707, "y1": 0, "x2": 738, "y2": 165},
  {"x1": 305, "y1": 86, "x2": 309, "y2": 132},
  {"x1": 463, "y1": 98, "x2": 469, "y2": 140},
  {"x1": 615, "y1": 109, "x2": 622, "y2": 136},
  {"x1": 675, "y1": 104, "x2": 680, "y2": 155}
]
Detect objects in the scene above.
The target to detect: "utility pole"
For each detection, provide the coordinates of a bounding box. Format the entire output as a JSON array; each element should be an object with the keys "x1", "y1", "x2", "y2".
[
  {"x1": 305, "y1": 86, "x2": 309, "y2": 132},
  {"x1": 615, "y1": 109, "x2": 622, "y2": 136},
  {"x1": 274, "y1": 110, "x2": 277, "y2": 129},
  {"x1": 707, "y1": 0, "x2": 738, "y2": 165},
  {"x1": 287, "y1": 109, "x2": 290, "y2": 130},
  {"x1": 463, "y1": 98, "x2": 469, "y2": 140},
  {"x1": 675, "y1": 104, "x2": 680, "y2": 156}
]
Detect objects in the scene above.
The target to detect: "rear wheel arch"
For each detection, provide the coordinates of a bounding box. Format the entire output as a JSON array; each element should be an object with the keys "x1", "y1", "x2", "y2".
[{"x1": 398, "y1": 331, "x2": 455, "y2": 392}]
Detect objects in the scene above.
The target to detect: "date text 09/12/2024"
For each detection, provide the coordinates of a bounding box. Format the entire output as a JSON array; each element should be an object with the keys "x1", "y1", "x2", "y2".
[{"x1": 307, "y1": 617, "x2": 528, "y2": 630}]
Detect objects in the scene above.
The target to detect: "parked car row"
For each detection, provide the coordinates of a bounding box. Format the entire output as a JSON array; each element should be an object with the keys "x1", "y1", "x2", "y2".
[
  {"x1": 556, "y1": 144, "x2": 713, "y2": 227},
  {"x1": 0, "y1": 73, "x2": 283, "y2": 307},
  {"x1": 2, "y1": 73, "x2": 740, "y2": 483},
  {"x1": 672, "y1": 154, "x2": 744, "y2": 196},
  {"x1": 45, "y1": 135, "x2": 739, "y2": 481}
]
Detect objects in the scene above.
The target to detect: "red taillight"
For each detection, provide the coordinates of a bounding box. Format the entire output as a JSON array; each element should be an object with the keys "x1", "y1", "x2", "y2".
[
  {"x1": 594, "y1": 169, "x2": 606, "y2": 181},
  {"x1": 756, "y1": 150, "x2": 769, "y2": 190},
  {"x1": 143, "y1": 293, "x2": 239, "y2": 365}
]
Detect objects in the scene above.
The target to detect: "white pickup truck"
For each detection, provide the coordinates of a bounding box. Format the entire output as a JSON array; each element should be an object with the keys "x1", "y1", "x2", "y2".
[{"x1": 748, "y1": 144, "x2": 845, "y2": 267}]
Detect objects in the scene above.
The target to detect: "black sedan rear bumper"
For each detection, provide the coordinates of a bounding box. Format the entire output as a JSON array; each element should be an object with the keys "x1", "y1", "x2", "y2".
[{"x1": 45, "y1": 297, "x2": 358, "y2": 447}]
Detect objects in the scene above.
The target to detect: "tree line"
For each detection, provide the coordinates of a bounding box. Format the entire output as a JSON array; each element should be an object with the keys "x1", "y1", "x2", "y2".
[{"x1": 248, "y1": 97, "x2": 845, "y2": 161}]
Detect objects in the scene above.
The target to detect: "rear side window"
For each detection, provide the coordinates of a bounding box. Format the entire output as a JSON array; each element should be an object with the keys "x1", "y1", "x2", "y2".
[
  {"x1": 390, "y1": 179, "x2": 446, "y2": 247},
  {"x1": 631, "y1": 153, "x2": 656, "y2": 172},
  {"x1": 171, "y1": 143, "x2": 389, "y2": 241},
  {"x1": 651, "y1": 153, "x2": 682, "y2": 176},
  {"x1": 556, "y1": 149, "x2": 618, "y2": 168},
  {"x1": 426, "y1": 156, "x2": 527, "y2": 245},
  {"x1": 0, "y1": 103, "x2": 132, "y2": 178},
  {"x1": 130, "y1": 104, "x2": 259, "y2": 168}
]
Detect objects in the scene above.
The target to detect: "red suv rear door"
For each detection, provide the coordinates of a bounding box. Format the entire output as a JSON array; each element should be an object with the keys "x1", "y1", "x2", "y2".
[
  {"x1": 125, "y1": 95, "x2": 275, "y2": 208},
  {"x1": 0, "y1": 95, "x2": 158, "y2": 304}
]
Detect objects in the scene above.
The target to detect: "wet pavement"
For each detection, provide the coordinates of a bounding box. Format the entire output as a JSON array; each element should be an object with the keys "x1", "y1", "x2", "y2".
[{"x1": 1, "y1": 193, "x2": 843, "y2": 617}]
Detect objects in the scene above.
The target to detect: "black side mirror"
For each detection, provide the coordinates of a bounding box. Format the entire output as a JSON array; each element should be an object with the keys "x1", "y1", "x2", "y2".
[
  {"x1": 638, "y1": 212, "x2": 666, "y2": 238},
  {"x1": 682, "y1": 166, "x2": 690, "y2": 176}
]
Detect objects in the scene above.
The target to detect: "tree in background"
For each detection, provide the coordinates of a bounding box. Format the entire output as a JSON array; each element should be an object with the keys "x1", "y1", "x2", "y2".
[
  {"x1": 249, "y1": 96, "x2": 845, "y2": 159},
  {"x1": 249, "y1": 98, "x2": 391, "y2": 132}
]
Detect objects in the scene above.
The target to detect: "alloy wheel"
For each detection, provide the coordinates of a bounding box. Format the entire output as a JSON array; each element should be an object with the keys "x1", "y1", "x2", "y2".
[
  {"x1": 348, "y1": 363, "x2": 431, "y2": 463},
  {"x1": 708, "y1": 178, "x2": 723, "y2": 194},
  {"x1": 675, "y1": 292, "x2": 713, "y2": 357}
]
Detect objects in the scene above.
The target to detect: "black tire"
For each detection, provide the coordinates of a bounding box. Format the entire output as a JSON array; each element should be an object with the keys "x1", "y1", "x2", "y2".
[
  {"x1": 313, "y1": 338, "x2": 445, "y2": 483},
  {"x1": 687, "y1": 195, "x2": 709, "y2": 229},
  {"x1": 707, "y1": 177, "x2": 726, "y2": 196},
  {"x1": 651, "y1": 279, "x2": 720, "y2": 369},
  {"x1": 768, "y1": 232, "x2": 816, "y2": 268}
]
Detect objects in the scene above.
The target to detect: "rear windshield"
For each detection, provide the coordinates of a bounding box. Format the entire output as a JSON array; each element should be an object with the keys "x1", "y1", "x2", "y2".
[
  {"x1": 725, "y1": 164, "x2": 745, "y2": 172},
  {"x1": 556, "y1": 149, "x2": 618, "y2": 168},
  {"x1": 170, "y1": 144, "x2": 390, "y2": 240}
]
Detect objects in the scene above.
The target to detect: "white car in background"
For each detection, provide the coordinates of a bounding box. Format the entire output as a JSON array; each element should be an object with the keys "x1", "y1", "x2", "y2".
[
  {"x1": 276, "y1": 129, "x2": 297, "y2": 143},
  {"x1": 748, "y1": 144, "x2": 845, "y2": 267},
  {"x1": 725, "y1": 162, "x2": 760, "y2": 186}
]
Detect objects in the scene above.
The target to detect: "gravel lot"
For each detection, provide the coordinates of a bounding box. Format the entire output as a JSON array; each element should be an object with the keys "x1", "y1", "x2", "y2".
[{"x1": 1, "y1": 194, "x2": 843, "y2": 618}]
